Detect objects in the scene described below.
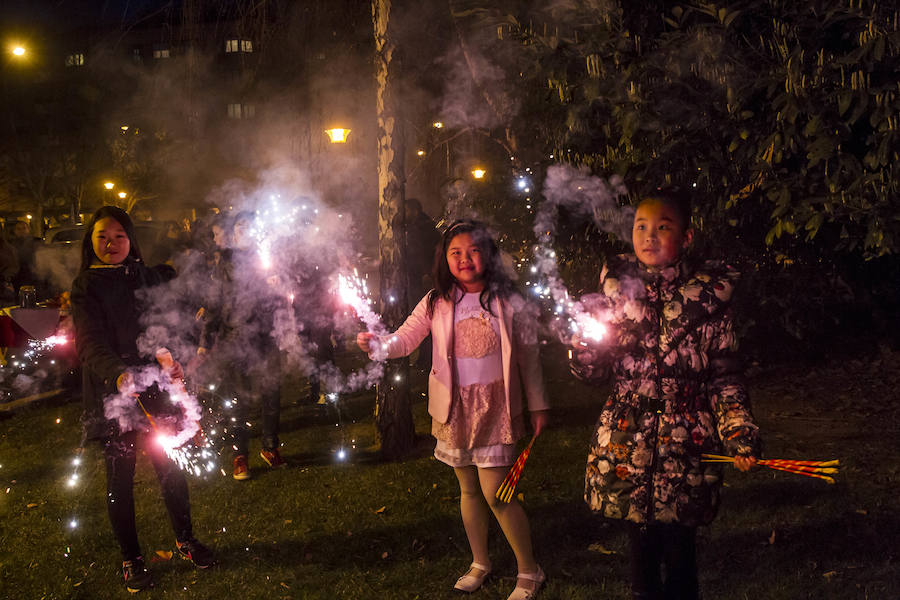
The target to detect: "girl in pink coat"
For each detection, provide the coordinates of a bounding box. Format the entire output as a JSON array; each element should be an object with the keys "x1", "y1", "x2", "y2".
[{"x1": 357, "y1": 219, "x2": 549, "y2": 600}]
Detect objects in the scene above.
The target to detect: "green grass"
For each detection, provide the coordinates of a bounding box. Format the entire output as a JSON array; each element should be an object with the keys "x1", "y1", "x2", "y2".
[{"x1": 1, "y1": 345, "x2": 898, "y2": 599}]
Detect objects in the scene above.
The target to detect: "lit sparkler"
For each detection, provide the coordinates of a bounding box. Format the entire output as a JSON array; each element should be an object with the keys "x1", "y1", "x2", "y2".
[
  {"x1": 337, "y1": 270, "x2": 392, "y2": 361},
  {"x1": 138, "y1": 349, "x2": 217, "y2": 477}
]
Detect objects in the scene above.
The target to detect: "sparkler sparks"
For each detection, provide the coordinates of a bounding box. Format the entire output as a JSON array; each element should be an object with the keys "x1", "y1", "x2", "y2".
[{"x1": 337, "y1": 271, "x2": 388, "y2": 361}]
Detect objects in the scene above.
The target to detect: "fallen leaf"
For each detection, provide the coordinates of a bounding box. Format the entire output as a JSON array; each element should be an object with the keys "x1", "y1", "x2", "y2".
[
  {"x1": 374, "y1": 506, "x2": 387, "y2": 514},
  {"x1": 854, "y1": 509, "x2": 867, "y2": 515},
  {"x1": 149, "y1": 550, "x2": 174, "y2": 563},
  {"x1": 768, "y1": 530, "x2": 776, "y2": 545},
  {"x1": 381, "y1": 551, "x2": 389, "y2": 559},
  {"x1": 587, "y1": 543, "x2": 617, "y2": 555},
  {"x1": 284, "y1": 519, "x2": 293, "y2": 524},
  {"x1": 26, "y1": 503, "x2": 38, "y2": 508},
  {"x1": 823, "y1": 571, "x2": 838, "y2": 580},
  {"x1": 280, "y1": 582, "x2": 290, "y2": 589},
  {"x1": 73, "y1": 582, "x2": 82, "y2": 587},
  {"x1": 516, "y1": 492, "x2": 524, "y2": 502}
]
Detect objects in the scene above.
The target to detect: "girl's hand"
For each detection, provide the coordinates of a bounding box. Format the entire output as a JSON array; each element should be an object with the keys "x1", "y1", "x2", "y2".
[
  {"x1": 733, "y1": 455, "x2": 757, "y2": 472},
  {"x1": 167, "y1": 360, "x2": 184, "y2": 382},
  {"x1": 570, "y1": 333, "x2": 588, "y2": 348},
  {"x1": 116, "y1": 372, "x2": 135, "y2": 395},
  {"x1": 530, "y1": 410, "x2": 550, "y2": 437},
  {"x1": 356, "y1": 332, "x2": 376, "y2": 353}
]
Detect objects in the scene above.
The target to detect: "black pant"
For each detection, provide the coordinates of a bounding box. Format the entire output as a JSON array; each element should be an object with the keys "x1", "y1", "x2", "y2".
[
  {"x1": 103, "y1": 431, "x2": 192, "y2": 561},
  {"x1": 628, "y1": 522, "x2": 699, "y2": 600},
  {"x1": 226, "y1": 364, "x2": 281, "y2": 456}
]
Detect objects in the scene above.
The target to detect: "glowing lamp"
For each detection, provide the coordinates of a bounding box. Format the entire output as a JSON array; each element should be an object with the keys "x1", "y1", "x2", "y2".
[
  {"x1": 432, "y1": 121, "x2": 443, "y2": 129},
  {"x1": 104, "y1": 182, "x2": 115, "y2": 190},
  {"x1": 120, "y1": 125, "x2": 129, "y2": 131},
  {"x1": 12, "y1": 47, "x2": 26, "y2": 57},
  {"x1": 417, "y1": 149, "x2": 425, "y2": 156},
  {"x1": 26, "y1": 214, "x2": 32, "y2": 220},
  {"x1": 471, "y1": 168, "x2": 487, "y2": 180},
  {"x1": 325, "y1": 128, "x2": 350, "y2": 143},
  {"x1": 118, "y1": 191, "x2": 127, "y2": 199}
]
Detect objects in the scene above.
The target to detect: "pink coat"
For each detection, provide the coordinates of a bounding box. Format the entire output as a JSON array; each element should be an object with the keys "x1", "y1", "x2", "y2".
[{"x1": 379, "y1": 290, "x2": 549, "y2": 424}]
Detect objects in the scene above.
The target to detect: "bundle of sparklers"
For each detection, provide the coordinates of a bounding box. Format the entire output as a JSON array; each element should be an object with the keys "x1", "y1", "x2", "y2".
[
  {"x1": 495, "y1": 436, "x2": 536, "y2": 503},
  {"x1": 701, "y1": 453, "x2": 840, "y2": 484}
]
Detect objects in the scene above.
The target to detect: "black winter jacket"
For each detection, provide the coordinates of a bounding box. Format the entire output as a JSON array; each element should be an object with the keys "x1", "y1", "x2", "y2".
[{"x1": 71, "y1": 260, "x2": 176, "y2": 439}]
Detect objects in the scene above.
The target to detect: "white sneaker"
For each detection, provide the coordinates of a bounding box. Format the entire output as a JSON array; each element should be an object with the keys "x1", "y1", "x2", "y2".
[
  {"x1": 453, "y1": 562, "x2": 491, "y2": 593},
  {"x1": 507, "y1": 565, "x2": 545, "y2": 600}
]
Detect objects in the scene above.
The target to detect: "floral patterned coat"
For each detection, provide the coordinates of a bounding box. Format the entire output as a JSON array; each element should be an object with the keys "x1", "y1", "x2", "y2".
[{"x1": 572, "y1": 254, "x2": 760, "y2": 527}]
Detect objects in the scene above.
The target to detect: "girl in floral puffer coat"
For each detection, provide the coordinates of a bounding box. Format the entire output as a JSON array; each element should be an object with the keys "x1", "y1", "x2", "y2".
[{"x1": 571, "y1": 189, "x2": 761, "y2": 600}]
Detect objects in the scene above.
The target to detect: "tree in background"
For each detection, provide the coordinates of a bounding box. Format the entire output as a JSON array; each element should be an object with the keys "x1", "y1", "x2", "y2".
[{"x1": 443, "y1": 0, "x2": 900, "y2": 355}]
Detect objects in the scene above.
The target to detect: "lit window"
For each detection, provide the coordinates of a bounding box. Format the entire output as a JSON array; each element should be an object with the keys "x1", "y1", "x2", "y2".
[
  {"x1": 227, "y1": 103, "x2": 256, "y2": 119},
  {"x1": 226, "y1": 39, "x2": 239, "y2": 53},
  {"x1": 153, "y1": 49, "x2": 170, "y2": 59},
  {"x1": 241, "y1": 40, "x2": 253, "y2": 53},
  {"x1": 65, "y1": 54, "x2": 85, "y2": 67}
]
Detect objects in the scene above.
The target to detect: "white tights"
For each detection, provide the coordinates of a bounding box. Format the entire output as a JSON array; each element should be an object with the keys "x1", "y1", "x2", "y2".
[{"x1": 454, "y1": 465, "x2": 538, "y2": 575}]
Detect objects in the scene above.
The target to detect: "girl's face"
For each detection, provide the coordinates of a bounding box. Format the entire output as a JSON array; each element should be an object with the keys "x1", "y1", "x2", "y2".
[
  {"x1": 446, "y1": 232, "x2": 485, "y2": 292},
  {"x1": 91, "y1": 217, "x2": 131, "y2": 265},
  {"x1": 632, "y1": 198, "x2": 693, "y2": 268}
]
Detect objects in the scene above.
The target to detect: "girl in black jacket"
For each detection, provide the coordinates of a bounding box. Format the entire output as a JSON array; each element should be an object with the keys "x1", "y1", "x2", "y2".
[{"x1": 71, "y1": 206, "x2": 214, "y2": 593}]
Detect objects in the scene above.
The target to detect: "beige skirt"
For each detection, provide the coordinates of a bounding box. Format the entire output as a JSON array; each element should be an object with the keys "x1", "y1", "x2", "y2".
[{"x1": 432, "y1": 379, "x2": 524, "y2": 468}]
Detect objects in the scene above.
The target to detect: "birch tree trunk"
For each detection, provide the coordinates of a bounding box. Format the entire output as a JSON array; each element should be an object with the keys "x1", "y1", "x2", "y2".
[{"x1": 373, "y1": 0, "x2": 414, "y2": 460}]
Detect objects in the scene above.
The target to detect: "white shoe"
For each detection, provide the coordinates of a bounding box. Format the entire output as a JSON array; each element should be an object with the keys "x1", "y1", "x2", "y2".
[
  {"x1": 453, "y1": 562, "x2": 491, "y2": 593},
  {"x1": 506, "y1": 565, "x2": 545, "y2": 600}
]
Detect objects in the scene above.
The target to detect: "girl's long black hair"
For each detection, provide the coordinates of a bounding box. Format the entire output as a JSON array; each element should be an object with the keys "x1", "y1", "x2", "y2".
[
  {"x1": 79, "y1": 205, "x2": 144, "y2": 272},
  {"x1": 427, "y1": 219, "x2": 516, "y2": 317}
]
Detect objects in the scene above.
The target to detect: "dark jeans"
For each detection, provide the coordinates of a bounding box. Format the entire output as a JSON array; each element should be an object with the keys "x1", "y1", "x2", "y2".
[
  {"x1": 307, "y1": 327, "x2": 335, "y2": 402},
  {"x1": 226, "y1": 365, "x2": 281, "y2": 456},
  {"x1": 628, "y1": 522, "x2": 699, "y2": 600},
  {"x1": 103, "y1": 431, "x2": 192, "y2": 561}
]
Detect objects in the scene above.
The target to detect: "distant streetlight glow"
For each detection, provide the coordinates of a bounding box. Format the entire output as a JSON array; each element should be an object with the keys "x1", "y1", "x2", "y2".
[
  {"x1": 26, "y1": 214, "x2": 32, "y2": 220},
  {"x1": 118, "y1": 191, "x2": 127, "y2": 199},
  {"x1": 12, "y1": 47, "x2": 26, "y2": 57},
  {"x1": 325, "y1": 128, "x2": 350, "y2": 143},
  {"x1": 104, "y1": 182, "x2": 115, "y2": 190},
  {"x1": 120, "y1": 125, "x2": 129, "y2": 131},
  {"x1": 471, "y1": 168, "x2": 486, "y2": 180},
  {"x1": 416, "y1": 149, "x2": 425, "y2": 156},
  {"x1": 432, "y1": 121, "x2": 443, "y2": 129}
]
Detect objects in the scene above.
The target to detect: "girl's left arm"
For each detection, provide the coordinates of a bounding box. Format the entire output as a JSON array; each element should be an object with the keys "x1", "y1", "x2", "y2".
[
  {"x1": 708, "y1": 310, "x2": 761, "y2": 458},
  {"x1": 378, "y1": 294, "x2": 433, "y2": 359}
]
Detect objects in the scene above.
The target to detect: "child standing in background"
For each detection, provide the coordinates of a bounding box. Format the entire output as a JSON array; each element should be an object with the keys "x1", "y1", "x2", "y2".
[
  {"x1": 71, "y1": 206, "x2": 214, "y2": 593},
  {"x1": 570, "y1": 189, "x2": 760, "y2": 600},
  {"x1": 357, "y1": 219, "x2": 549, "y2": 600}
]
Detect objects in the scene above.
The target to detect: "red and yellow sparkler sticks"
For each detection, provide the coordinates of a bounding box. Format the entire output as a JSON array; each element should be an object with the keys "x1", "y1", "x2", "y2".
[
  {"x1": 496, "y1": 436, "x2": 536, "y2": 503},
  {"x1": 701, "y1": 453, "x2": 839, "y2": 484}
]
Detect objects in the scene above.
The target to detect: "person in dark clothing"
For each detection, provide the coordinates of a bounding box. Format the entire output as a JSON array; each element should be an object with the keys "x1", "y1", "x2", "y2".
[
  {"x1": 71, "y1": 206, "x2": 215, "y2": 593},
  {"x1": 403, "y1": 198, "x2": 440, "y2": 371},
  {"x1": 197, "y1": 212, "x2": 285, "y2": 479},
  {"x1": 10, "y1": 220, "x2": 37, "y2": 291}
]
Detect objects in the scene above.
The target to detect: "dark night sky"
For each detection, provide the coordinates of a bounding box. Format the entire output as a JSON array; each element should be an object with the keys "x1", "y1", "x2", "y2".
[{"x1": 2, "y1": 0, "x2": 169, "y2": 30}]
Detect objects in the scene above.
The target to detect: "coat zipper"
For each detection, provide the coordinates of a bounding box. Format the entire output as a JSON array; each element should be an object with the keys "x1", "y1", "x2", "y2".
[{"x1": 644, "y1": 277, "x2": 665, "y2": 525}]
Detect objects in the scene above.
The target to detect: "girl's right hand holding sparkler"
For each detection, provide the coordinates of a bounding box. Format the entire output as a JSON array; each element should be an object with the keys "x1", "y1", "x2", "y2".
[
  {"x1": 356, "y1": 332, "x2": 376, "y2": 353},
  {"x1": 116, "y1": 372, "x2": 136, "y2": 395}
]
